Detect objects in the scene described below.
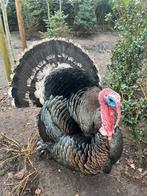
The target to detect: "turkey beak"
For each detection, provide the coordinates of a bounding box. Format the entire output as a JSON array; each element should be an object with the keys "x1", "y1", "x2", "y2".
[{"x1": 114, "y1": 102, "x2": 121, "y2": 129}]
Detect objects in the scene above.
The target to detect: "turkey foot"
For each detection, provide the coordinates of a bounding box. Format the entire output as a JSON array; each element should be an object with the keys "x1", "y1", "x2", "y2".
[{"x1": 37, "y1": 139, "x2": 52, "y2": 159}]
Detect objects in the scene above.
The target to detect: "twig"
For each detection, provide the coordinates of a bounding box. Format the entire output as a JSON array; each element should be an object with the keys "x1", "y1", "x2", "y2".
[
  {"x1": 6, "y1": 0, "x2": 9, "y2": 7},
  {"x1": 0, "y1": 133, "x2": 38, "y2": 195},
  {"x1": 1, "y1": 133, "x2": 21, "y2": 148},
  {"x1": 139, "y1": 84, "x2": 147, "y2": 99},
  {"x1": 12, "y1": 170, "x2": 37, "y2": 196},
  {"x1": 0, "y1": 154, "x2": 19, "y2": 165}
]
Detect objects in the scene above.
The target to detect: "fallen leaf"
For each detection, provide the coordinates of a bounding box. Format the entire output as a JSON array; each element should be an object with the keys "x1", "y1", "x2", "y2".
[
  {"x1": 7, "y1": 172, "x2": 14, "y2": 179},
  {"x1": 130, "y1": 163, "x2": 135, "y2": 169},
  {"x1": 117, "y1": 189, "x2": 120, "y2": 193},
  {"x1": 75, "y1": 193, "x2": 80, "y2": 196},
  {"x1": 127, "y1": 159, "x2": 134, "y2": 165},
  {"x1": 35, "y1": 187, "x2": 42, "y2": 195},
  {"x1": 138, "y1": 168, "x2": 143, "y2": 173},
  {"x1": 14, "y1": 169, "x2": 26, "y2": 180}
]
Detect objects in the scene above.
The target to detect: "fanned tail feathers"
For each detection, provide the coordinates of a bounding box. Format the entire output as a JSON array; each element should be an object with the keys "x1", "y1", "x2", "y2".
[{"x1": 9, "y1": 39, "x2": 100, "y2": 107}]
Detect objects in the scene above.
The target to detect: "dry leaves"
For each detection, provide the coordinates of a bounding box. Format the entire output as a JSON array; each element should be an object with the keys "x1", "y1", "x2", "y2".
[{"x1": 35, "y1": 187, "x2": 42, "y2": 195}]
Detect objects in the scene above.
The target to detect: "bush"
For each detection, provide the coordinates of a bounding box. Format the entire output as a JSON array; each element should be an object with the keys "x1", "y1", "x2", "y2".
[
  {"x1": 5, "y1": 0, "x2": 48, "y2": 32},
  {"x1": 95, "y1": 0, "x2": 112, "y2": 25},
  {"x1": 21, "y1": 0, "x2": 74, "y2": 33},
  {"x1": 7, "y1": 0, "x2": 18, "y2": 31},
  {"x1": 74, "y1": 0, "x2": 97, "y2": 35},
  {"x1": 50, "y1": 0, "x2": 75, "y2": 26},
  {"x1": 106, "y1": 0, "x2": 147, "y2": 143},
  {"x1": 42, "y1": 10, "x2": 70, "y2": 38},
  {"x1": 22, "y1": 0, "x2": 47, "y2": 32}
]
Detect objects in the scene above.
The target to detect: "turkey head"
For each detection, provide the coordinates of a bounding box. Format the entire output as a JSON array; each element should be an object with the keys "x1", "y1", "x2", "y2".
[{"x1": 98, "y1": 88, "x2": 121, "y2": 141}]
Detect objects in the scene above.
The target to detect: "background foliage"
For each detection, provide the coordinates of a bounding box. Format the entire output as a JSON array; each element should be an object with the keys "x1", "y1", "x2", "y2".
[
  {"x1": 41, "y1": 0, "x2": 70, "y2": 38},
  {"x1": 22, "y1": 0, "x2": 47, "y2": 32},
  {"x1": 95, "y1": 0, "x2": 112, "y2": 25},
  {"x1": 7, "y1": 0, "x2": 17, "y2": 31},
  {"x1": 73, "y1": 0, "x2": 97, "y2": 35},
  {"x1": 42, "y1": 10, "x2": 70, "y2": 38},
  {"x1": 49, "y1": 0, "x2": 75, "y2": 26},
  {"x1": 4, "y1": 0, "x2": 113, "y2": 34}
]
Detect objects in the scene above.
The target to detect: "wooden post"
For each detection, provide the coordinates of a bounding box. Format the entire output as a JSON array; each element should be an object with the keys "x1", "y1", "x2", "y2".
[
  {"x1": 0, "y1": 0, "x2": 16, "y2": 67},
  {"x1": 15, "y1": 0, "x2": 27, "y2": 50},
  {"x1": 0, "y1": 15, "x2": 11, "y2": 82}
]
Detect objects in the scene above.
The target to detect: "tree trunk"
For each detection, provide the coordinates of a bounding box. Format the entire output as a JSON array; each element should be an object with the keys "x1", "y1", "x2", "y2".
[
  {"x1": 15, "y1": 0, "x2": 27, "y2": 50},
  {"x1": 0, "y1": 15, "x2": 11, "y2": 82}
]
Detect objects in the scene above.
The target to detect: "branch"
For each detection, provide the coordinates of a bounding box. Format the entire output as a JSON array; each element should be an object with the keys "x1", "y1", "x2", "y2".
[{"x1": 6, "y1": 0, "x2": 9, "y2": 7}]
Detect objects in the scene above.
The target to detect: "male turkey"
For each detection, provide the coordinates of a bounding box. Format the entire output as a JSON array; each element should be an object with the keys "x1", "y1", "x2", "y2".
[{"x1": 10, "y1": 39, "x2": 123, "y2": 175}]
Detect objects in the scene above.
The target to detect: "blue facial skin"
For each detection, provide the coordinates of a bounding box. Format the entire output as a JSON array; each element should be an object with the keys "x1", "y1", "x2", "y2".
[{"x1": 105, "y1": 96, "x2": 116, "y2": 108}]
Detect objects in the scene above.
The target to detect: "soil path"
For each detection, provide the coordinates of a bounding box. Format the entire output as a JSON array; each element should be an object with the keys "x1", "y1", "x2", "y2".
[{"x1": 0, "y1": 32, "x2": 146, "y2": 196}]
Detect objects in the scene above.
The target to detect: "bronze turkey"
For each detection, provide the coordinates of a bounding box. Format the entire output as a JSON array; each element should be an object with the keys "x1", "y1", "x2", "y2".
[{"x1": 10, "y1": 39, "x2": 123, "y2": 175}]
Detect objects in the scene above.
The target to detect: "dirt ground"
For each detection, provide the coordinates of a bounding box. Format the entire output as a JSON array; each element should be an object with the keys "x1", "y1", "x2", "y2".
[{"x1": 0, "y1": 32, "x2": 146, "y2": 196}]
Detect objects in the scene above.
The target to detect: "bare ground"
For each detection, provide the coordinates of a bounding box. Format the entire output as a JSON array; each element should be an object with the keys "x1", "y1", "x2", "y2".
[{"x1": 0, "y1": 32, "x2": 146, "y2": 196}]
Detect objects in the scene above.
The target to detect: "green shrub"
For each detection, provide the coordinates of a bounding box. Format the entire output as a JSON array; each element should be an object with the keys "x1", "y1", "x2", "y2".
[
  {"x1": 74, "y1": 0, "x2": 97, "y2": 35},
  {"x1": 42, "y1": 10, "x2": 70, "y2": 38},
  {"x1": 1, "y1": 0, "x2": 47, "y2": 32},
  {"x1": 6, "y1": 0, "x2": 18, "y2": 31},
  {"x1": 95, "y1": 0, "x2": 112, "y2": 25},
  {"x1": 106, "y1": 0, "x2": 147, "y2": 143},
  {"x1": 41, "y1": 0, "x2": 70, "y2": 38},
  {"x1": 50, "y1": 0, "x2": 75, "y2": 26},
  {"x1": 22, "y1": 0, "x2": 47, "y2": 32}
]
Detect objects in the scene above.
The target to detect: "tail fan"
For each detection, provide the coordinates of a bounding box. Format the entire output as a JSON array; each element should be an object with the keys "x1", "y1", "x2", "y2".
[{"x1": 10, "y1": 39, "x2": 100, "y2": 107}]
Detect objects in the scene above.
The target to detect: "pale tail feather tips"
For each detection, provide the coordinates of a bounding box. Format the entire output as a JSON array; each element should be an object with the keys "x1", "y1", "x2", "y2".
[{"x1": 10, "y1": 39, "x2": 100, "y2": 107}]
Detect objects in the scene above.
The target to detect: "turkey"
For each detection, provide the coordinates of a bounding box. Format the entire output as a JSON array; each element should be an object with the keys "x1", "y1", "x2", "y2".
[{"x1": 10, "y1": 39, "x2": 123, "y2": 175}]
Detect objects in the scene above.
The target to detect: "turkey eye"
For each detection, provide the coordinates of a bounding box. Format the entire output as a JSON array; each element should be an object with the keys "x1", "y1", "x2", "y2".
[
  {"x1": 105, "y1": 96, "x2": 116, "y2": 108},
  {"x1": 109, "y1": 98, "x2": 114, "y2": 102}
]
